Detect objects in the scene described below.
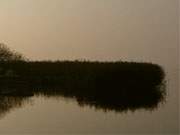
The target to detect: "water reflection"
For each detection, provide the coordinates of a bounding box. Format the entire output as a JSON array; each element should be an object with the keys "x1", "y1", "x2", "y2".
[
  {"x1": 35, "y1": 80, "x2": 166, "y2": 111},
  {"x1": 0, "y1": 82, "x2": 166, "y2": 118},
  {"x1": 0, "y1": 62, "x2": 166, "y2": 118},
  {"x1": 0, "y1": 96, "x2": 32, "y2": 119}
]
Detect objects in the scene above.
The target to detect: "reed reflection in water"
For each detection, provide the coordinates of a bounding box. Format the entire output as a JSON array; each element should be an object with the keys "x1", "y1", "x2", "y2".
[
  {"x1": 0, "y1": 96, "x2": 32, "y2": 119},
  {"x1": 0, "y1": 62, "x2": 166, "y2": 118},
  {"x1": 0, "y1": 82, "x2": 166, "y2": 119}
]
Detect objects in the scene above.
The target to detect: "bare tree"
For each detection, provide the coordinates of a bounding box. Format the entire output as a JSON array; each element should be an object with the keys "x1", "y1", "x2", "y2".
[{"x1": 0, "y1": 43, "x2": 25, "y2": 61}]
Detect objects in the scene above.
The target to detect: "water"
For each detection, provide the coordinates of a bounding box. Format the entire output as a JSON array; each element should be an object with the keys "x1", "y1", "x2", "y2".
[{"x1": 0, "y1": 61, "x2": 178, "y2": 134}]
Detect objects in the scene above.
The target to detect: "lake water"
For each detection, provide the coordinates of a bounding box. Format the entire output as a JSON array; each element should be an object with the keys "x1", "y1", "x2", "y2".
[{"x1": 0, "y1": 61, "x2": 178, "y2": 134}]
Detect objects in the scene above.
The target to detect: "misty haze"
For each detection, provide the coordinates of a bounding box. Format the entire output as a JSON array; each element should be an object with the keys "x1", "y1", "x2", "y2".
[{"x1": 0, "y1": 0, "x2": 179, "y2": 134}]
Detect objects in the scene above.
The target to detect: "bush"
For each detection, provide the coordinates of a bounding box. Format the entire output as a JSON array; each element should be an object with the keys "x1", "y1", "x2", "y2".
[{"x1": 0, "y1": 43, "x2": 25, "y2": 61}]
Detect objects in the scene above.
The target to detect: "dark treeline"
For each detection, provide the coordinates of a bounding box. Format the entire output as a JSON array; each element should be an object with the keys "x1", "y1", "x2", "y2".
[
  {"x1": 0, "y1": 43, "x2": 166, "y2": 114},
  {"x1": 0, "y1": 61, "x2": 165, "y2": 90},
  {"x1": 0, "y1": 61, "x2": 166, "y2": 112},
  {"x1": 0, "y1": 60, "x2": 165, "y2": 84}
]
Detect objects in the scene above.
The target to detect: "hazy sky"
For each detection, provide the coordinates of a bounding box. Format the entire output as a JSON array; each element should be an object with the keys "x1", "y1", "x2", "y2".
[{"x1": 0, "y1": 0, "x2": 178, "y2": 64}]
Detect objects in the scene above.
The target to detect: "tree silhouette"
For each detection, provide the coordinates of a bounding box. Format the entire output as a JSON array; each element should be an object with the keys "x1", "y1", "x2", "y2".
[{"x1": 0, "y1": 43, "x2": 25, "y2": 61}]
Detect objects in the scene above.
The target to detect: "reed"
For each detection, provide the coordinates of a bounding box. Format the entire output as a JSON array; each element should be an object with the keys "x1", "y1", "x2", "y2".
[{"x1": 0, "y1": 61, "x2": 166, "y2": 112}]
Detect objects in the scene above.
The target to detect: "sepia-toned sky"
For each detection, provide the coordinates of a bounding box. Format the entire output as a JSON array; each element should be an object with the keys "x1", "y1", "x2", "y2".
[{"x1": 0, "y1": 0, "x2": 178, "y2": 64}]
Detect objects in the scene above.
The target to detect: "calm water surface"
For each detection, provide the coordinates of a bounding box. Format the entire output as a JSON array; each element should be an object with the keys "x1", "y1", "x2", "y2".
[{"x1": 0, "y1": 61, "x2": 178, "y2": 134}]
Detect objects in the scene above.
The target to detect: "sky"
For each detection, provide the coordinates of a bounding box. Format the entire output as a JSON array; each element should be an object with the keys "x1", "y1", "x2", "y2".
[{"x1": 0, "y1": 0, "x2": 178, "y2": 64}]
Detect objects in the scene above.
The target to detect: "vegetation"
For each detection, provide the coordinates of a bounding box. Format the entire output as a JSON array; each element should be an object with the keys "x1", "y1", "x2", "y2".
[
  {"x1": 0, "y1": 43, "x2": 25, "y2": 62},
  {"x1": 0, "y1": 96, "x2": 31, "y2": 119},
  {"x1": 0, "y1": 43, "x2": 166, "y2": 113}
]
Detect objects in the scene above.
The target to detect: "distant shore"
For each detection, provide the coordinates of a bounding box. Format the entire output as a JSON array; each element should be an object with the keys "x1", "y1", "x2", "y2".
[{"x1": 0, "y1": 61, "x2": 166, "y2": 111}]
